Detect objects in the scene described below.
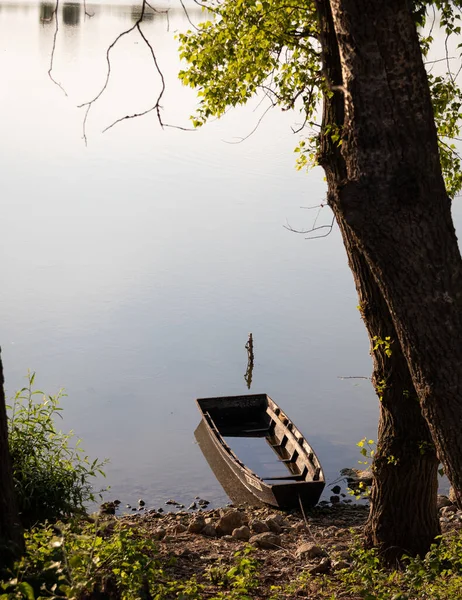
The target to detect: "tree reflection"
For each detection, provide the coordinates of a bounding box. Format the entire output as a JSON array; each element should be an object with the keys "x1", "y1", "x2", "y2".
[
  {"x1": 131, "y1": 5, "x2": 154, "y2": 22},
  {"x1": 39, "y1": 2, "x2": 54, "y2": 23},
  {"x1": 62, "y1": 2, "x2": 80, "y2": 27}
]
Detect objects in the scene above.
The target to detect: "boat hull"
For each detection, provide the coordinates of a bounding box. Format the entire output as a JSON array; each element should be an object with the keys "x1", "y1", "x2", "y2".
[{"x1": 196, "y1": 393, "x2": 325, "y2": 509}]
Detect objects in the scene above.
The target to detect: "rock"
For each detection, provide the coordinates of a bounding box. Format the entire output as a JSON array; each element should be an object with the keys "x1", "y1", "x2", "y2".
[
  {"x1": 166, "y1": 499, "x2": 179, "y2": 505},
  {"x1": 198, "y1": 499, "x2": 210, "y2": 507},
  {"x1": 131, "y1": 508, "x2": 137, "y2": 512},
  {"x1": 251, "y1": 519, "x2": 270, "y2": 533},
  {"x1": 222, "y1": 535, "x2": 235, "y2": 542},
  {"x1": 340, "y1": 468, "x2": 373, "y2": 486},
  {"x1": 441, "y1": 505, "x2": 457, "y2": 516},
  {"x1": 126, "y1": 505, "x2": 131, "y2": 509},
  {"x1": 152, "y1": 528, "x2": 166, "y2": 540},
  {"x1": 265, "y1": 518, "x2": 283, "y2": 534},
  {"x1": 332, "y1": 560, "x2": 350, "y2": 571},
  {"x1": 249, "y1": 532, "x2": 281, "y2": 549},
  {"x1": 437, "y1": 495, "x2": 453, "y2": 510},
  {"x1": 138, "y1": 499, "x2": 145, "y2": 506},
  {"x1": 113, "y1": 499, "x2": 121, "y2": 506},
  {"x1": 330, "y1": 495, "x2": 341, "y2": 504},
  {"x1": 216, "y1": 509, "x2": 247, "y2": 536},
  {"x1": 309, "y1": 558, "x2": 331, "y2": 575},
  {"x1": 188, "y1": 517, "x2": 206, "y2": 534},
  {"x1": 296, "y1": 543, "x2": 326, "y2": 560},
  {"x1": 173, "y1": 524, "x2": 188, "y2": 534},
  {"x1": 331, "y1": 485, "x2": 342, "y2": 495},
  {"x1": 232, "y1": 526, "x2": 251, "y2": 541},
  {"x1": 202, "y1": 524, "x2": 217, "y2": 538},
  {"x1": 188, "y1": 502, "x2": 197, "y2": 510},
  {"x1": 158, "y1": 508, "x2": 164, "y2": 513},
  {"x1": 99, "y1": 502, "x2": 116, "y2": 515}
]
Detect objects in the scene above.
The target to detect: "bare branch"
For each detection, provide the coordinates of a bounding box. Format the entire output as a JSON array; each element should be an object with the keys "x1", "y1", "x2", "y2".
[
  {"x1": 222, "y1": 104, "x2": 274, "y2": 144},
  {"x1": 179, "y1": 0, "x2": 199, "y2": 31},
  {"x1": 284, "y1": 215, "x2": 335, "y2": 239},
  {"x1": 48, "y1": 0, "x2": 67, "y2": 97}
]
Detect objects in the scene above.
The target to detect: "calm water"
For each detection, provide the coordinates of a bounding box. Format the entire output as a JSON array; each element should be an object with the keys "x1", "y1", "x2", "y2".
[{"x1": 1, "y1": 1, "x2": 456, "y2": 509}]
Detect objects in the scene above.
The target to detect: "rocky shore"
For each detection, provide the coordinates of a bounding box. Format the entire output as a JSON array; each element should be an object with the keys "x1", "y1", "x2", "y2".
[{"x1": 95, "y1": 493, "x2": 462, "y2": 598}]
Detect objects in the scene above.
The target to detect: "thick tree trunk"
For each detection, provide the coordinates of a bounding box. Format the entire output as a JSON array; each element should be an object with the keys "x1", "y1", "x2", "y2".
[
  {"x1": 315, "y1": 0, "x2": 440, "y2": 560},
  {"x1": 0, "y1": 350, "x2": 24, "y2": 566},
  {"x1": 321, "y1": 0, "x2": 462, "y2": 506}
]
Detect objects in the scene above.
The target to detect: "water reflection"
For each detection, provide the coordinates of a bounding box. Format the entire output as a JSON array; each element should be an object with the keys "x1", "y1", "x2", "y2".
[
  {"x1": 39, "y1": 2, "x2": 54, "y2": 22},
  {"x1": 62, "y1": 2, "x2": 81, "y2": 27}
]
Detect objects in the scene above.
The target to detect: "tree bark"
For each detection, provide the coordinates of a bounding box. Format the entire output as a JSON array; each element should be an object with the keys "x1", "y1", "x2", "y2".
[
  {"x1": 319, "y1": 0, "x2": 462, "y2": 507},
  {"x1": 315, "y1": 0, "x2": 440, "y2": 560},
  {"x1": 0, "y1": 350, "x2": 24, "y2": 566}
]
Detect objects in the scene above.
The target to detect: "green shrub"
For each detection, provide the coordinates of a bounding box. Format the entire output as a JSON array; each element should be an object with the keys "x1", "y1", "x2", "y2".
[{"x1": 7, "y1": 372, "x2": 107, "y2": 527}]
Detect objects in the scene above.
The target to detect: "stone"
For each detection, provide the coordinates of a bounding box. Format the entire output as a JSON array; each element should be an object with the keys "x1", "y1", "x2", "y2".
[
  {"x1": 308, "y1": 558, "x2": 331, "y2": 575},
  {"x1": 216, "y1": 509, "x2": 247, "y2": 536},
  {"x1": 173, "y1": 524, "x2": 188, "y2": 534},
  {"x1": 330, "y1": 495, "x2": 340, "y2": 504},
  {"x1": 138, "y1": 499, "x2": 145, "y2": 506},
  {"x1": 198, "y1": 499, "x2": 210, "y2": 507},
  {"x1": 188, "y1": 502, "x2": 197, "y2": 510},
  {"x1": 250, "y1": 519, "x2": 270, "y2": 533},
  {"x1": 296, "y1": 543, "x2": 326, "y2": 560},
  {"x1": 188, "y1": 517, "x2": 206, "y2": 534},
  {"x1": 99, "y1": 502, "x2": 116, "y2": 515},
  {"x1": 265, "y1": 518, "x2": 283, "y2": 534},
  {"x1": 437, "y1": 495, "x2": 453, "y2": 510},
  {"x1": 331, "y1": 485, "x2": 341, "y2": 495},
  {"x1": 202, "y1": 524, "x2": 217, "y2": 537},
  {"x1": 232, "y1": 526, "x2": 251, "y2": 541},
  {"x1": 113, "y1": 499, "x2": 121, "y2": 505},
  {"x1": 332, "y1": 560, "x2": 350, "y2": 571},
  {"x1": 158, "y1": 508, "x2": 164, "y2": 513},
  {"x1": 152, "y1": 528, "x2": 166, "y2": 540},
  {"x1": 222, "y1": 535, "x2": 235, "y2": 542},
  {"x1": 249, "y1": 532, "x2": 281, "y2": 549}
]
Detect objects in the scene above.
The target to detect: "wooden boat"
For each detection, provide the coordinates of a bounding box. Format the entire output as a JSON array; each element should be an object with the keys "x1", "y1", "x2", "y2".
[{"x1": 196, "y1": 393, "x2": 325, "y2": 508}]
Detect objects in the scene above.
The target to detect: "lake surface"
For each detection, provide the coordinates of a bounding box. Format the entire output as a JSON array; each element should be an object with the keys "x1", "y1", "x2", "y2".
[{"x1": 1, "y1": 1, "x2": 456, "y2": 509}]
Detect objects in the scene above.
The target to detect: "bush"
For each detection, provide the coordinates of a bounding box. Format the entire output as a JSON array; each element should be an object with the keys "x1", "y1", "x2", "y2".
[{"x1": 7, "y1": 372, "x2": 106, "y2": 527}]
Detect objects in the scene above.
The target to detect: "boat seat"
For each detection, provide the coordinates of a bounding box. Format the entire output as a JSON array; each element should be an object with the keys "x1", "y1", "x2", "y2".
[
  {"x1": 263, "y1": 474, "x2": 306, "y2": 481},
  {"x1": 242, "y1": 427, "x2": 271, "y2": 434}
]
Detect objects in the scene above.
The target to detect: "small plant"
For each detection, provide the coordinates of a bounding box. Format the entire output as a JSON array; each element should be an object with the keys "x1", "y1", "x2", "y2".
[{"x1": 7, "y1": 372, "x2": 107, "y2": 527}]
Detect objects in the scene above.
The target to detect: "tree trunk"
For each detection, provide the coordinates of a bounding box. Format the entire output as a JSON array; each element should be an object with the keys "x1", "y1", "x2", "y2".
[
  {"x1": 315, "y1": 0, "x2": 440, "y2": 560},
  {"x1": 0, "y1": 350, "x2": 24, "y2": 566},
  {"x1": 319, "y1": 0, "x2": 462, "y2": 507}
]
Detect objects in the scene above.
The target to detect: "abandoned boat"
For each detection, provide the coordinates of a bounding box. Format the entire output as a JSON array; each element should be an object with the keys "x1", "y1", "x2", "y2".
[{"x1": 196, "y1": 393, "x2": 325, "y2": 508}]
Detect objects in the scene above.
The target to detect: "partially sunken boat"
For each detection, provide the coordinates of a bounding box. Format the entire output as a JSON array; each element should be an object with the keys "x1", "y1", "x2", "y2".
[{"x1": 196, "y1": 393, "x2": 325, "y2": 509}]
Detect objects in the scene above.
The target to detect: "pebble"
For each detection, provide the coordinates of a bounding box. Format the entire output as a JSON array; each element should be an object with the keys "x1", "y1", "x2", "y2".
[
  {"x1": 198, "y1": 499, "x2": 210, "y2": 507},
  {"x1": 216, "y1": 509, "x2": 247, "y2": 536},
  {"x1": 152, "y1": 528, "x2": 166, "y2": 540},
  {"x1": 330, "y1": 495, "x2": 341, "y2": 504},
  {"x1": 189, "y1": 502, "x2": 197, "y2": 510},
  {"x1": 249, "y1": 532, "x2": 281, "y2": 549},
  {"x1": 222, "y1": 535, "x2": 235, "y2": 542},
  {"x1": 331, "y1": 485, "x2": 341, "y2": 495},
  {"x1": 232, "y1": 525, "x2": 251, "y2": 541},
  {"x1": 296, "y1": 542, "x2": 326, "y2": 560},
  {"x1": 158, "y1": 508, "x2": 164, "y2": 513},
  {"x1": 202, "y1": 524, "x2": 217, "y2": 538},
  {"x1": 309, "y1": 558, "x2": 331, "y2": 575},
  {"x1": 166, "y1": 499, "x2": 179, "y2": 505},
  {"x1": 250, "y1": 519, "x2": 270, "y2": 534},
  {"x1": 138, "y1": 499, "x2": 145, "y2": 506},
  {"x1": 173, "y1": 524, "x2": 188, "y2": 534},
  {"x1": 332, "y1": 559, "x2": 350, "y2": 571},
  {"x1": 188, "y1": 517, "x2": 206, "y2": 534},
  {"x1": 265, "y1": 518, "x2": 283, "y2": 534}
]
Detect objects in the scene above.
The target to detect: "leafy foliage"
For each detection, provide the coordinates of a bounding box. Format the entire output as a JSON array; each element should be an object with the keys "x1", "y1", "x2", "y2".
[
  {"x1": 7, "y1": 373, "x2": 107, "y2": 527},
  {"x1": 178, "y1": 0, "x2": 462, "y2": 197},
  {"x1": 0, "y1": 522, "x2": 260, "y2": 600}
]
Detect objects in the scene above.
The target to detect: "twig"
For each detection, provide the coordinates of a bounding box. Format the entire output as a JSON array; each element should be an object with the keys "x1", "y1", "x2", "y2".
[{"x1": 48, "y1": 0, "x2": 68, "y2": 96}]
